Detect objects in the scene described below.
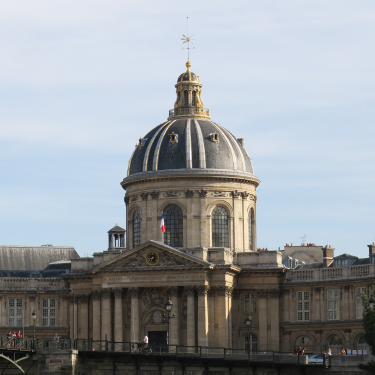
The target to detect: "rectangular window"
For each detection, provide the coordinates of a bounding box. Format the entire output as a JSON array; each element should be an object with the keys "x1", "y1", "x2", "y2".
[
  {"x1": 42, "y1": 299, "x2": 56, "y2": 327},
  {"x1": 297, "y1": 291, "x2": 310, "y2": 321},
  {"x1": 356, "y1": 287, "x2": 366, "y2": 319},
  {"x1": 327, "y1": 289, "x2": 340, "y2": 320},
  {"x1": 8, "y1": 298, "x2": 22, "y2": 326}
]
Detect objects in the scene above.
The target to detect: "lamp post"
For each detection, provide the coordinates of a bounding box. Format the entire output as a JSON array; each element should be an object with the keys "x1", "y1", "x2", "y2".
[
  {"x1": 163, "y1": 297, "x2": 175, "y2": 351},
  {"x1": 369, "y1": 295, "x2": 374, "y2": 309},
  {"x1": 31, "y1": 310, "x2": 36, "y2": 349},
  {"x1": 244, "y1": 313, "x2": 252, "y2": 357}
]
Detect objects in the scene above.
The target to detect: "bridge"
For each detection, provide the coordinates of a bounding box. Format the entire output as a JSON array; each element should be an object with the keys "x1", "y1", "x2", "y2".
[{"x1": 0, "y1": 337, "x2": 330, "y2": 374}]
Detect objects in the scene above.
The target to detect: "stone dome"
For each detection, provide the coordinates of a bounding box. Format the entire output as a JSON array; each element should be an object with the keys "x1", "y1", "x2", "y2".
[{"x1": 122, "y1": 61, "x2": 259, "y2": 187}]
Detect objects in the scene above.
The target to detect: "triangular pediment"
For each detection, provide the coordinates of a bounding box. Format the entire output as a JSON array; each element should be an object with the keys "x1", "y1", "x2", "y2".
[{"x1": 91, "y1": 240, "x2": 213, "y2": 272}]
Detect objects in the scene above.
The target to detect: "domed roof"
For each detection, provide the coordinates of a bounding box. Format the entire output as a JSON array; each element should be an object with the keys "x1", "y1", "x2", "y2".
[
  {"x1": 177, "y1": 61, "x2": 201, "y2": 83},
  {"x1": 122, "y1": 61, "x2": 259, "y2": 187},
  {"x1": 125, "y1": 118, "x2": 256, "y2": 179}
]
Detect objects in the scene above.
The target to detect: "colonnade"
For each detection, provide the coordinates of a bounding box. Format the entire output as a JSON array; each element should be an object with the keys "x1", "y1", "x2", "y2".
[{"x1": 69, "y1": 285, "x2": 233, "y2": 348}]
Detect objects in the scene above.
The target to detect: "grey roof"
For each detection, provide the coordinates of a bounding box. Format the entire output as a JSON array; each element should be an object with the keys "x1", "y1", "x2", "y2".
[
  {"x1": 334, "y1": 253, "x2": 358, "y2": 259},
  {"x1": 125, "y1": 118, "x2": 256, "y2": 179},
  {"x1": 353, "y1": 258, "x2": 370, "y2": 265},
  {"x1": 0, "y1": 246, "x2": 79, "y2": 271},
  {"x1": 108, "y1": 225, "x2": 125, "y2": 233}
]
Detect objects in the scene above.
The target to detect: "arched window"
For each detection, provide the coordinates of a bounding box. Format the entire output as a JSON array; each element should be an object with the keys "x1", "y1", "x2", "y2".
[
  {"x1": 133, "y1": 210, "x2": 141, "y2": 248},
  {"x1": 244, "y1": 333, "x2": 257, "y2": 352},
  {"x1": 327, "y1": 335, "x2": 343, "y2": 355},
  {"x1": 295, "y1": 335, "x2": 314, "y2": 353},
  {"x1": 244, "y1": 293, "x2": 256, "y2": 313},
  {"x1": 184, "y1": 91, "x2": 189, "y2": 106},
  {"x1": 248, "y1": 209, "x2": 253, "y2": 250},
  {"x1": 192, "y1": 91, "x2": 196, "y2": 106},
  {"x1": 357, "y1": 335, "x2": 370, "y2": 354},
  {"x1": 164, "y1": 204, "x2": 183, "y2": 247},
  {"x1": 212, "y1": 206, "x2": 229, "y2": 247}
]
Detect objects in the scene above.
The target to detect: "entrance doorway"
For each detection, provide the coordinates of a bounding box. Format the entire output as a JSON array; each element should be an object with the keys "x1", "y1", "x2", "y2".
[{"x1": 148, "y1": 331, "x2": 168, "y2": 352}]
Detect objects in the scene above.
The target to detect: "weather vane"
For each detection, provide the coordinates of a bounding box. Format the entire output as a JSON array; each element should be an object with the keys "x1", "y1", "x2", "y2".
[{"x1": 181, "y1": 17, "x2": 195, "y2": 61}]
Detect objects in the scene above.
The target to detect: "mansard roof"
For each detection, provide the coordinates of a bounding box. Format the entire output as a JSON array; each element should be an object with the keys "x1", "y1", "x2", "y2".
[{"x1": 0, "y1": 245, "x2": 79, "y2": 271}]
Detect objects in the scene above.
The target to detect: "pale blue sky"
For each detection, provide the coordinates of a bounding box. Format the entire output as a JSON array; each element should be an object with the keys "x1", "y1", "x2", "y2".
[{"x1": 1, "y1": 0, "x2": 374, "y2": 258}]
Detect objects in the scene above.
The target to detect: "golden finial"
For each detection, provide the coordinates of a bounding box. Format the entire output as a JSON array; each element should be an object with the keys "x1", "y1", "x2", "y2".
[
  {"x1": 186, "y1": 61, "x2": 191, "y2": 70},
  {"x1": 181, "y1": 17, "x2": 195, "y2": 62}
]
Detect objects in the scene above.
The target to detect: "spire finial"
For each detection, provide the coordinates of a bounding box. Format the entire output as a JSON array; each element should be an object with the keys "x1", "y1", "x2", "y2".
[{"x1": 181, "y1": 17, "x2": 195, "y2": 63}]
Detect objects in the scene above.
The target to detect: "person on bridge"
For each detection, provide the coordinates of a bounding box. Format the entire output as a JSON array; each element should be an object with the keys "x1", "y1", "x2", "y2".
[
  {"x1": 6, "y1": 331, "x2": 12, "y2": 348},
  {"x1": 16, "y1": 331, "x2": 22, "y2": 347},
  {"x1": 141, "y1": 335, "x2": 149, "y2": 353}
]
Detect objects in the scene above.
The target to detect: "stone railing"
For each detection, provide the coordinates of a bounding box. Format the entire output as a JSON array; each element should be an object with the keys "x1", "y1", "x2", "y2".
[
  {"x1": 286, "y1": 264, "x2": 375, "y2": 283},
  {"x1": 0, "y1": 278, "x2": 66, "y2": 291},
  {"x1": 169, "y1": 107, "x2": 210, "y2": 118}
]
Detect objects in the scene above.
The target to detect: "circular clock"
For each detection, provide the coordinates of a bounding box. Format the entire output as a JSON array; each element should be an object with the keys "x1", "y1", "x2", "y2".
[{"x1": 145, "y1": 250, "x2": 160, "y2": 266}]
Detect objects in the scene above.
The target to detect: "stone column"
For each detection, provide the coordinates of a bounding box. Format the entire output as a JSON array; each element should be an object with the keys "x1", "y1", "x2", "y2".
[
  {"x1": 101, "y1": 289, "x2": 112, "y2": 341},
  {"x1": 269, "y1": 290, "x2": 280, "y2": 351},
  {"x1": 92, "y1": 291, "x2": 101, "y2": 341},
  {"x1": 197, "y1": 286, "x2": 209, "y2": 347},
  {"x1": 258, "y1": 290, "x2": 268, "y2": 351},
  {"x1": 130, "y1": 288, "x2": 139, "y2": 342},
  {"x1": 169, "y1": 287, "x2": 179, "y2": 345},
  {"x1": 78, "y1": 295, "x2": 89, "y2": 340},
  {"x1": 282, "y1": 289, "x2": 290, "y2": 323},
  {"x1": 0, "y1": 297, "x2": 4, "y2": 327},
  {"x1": 216, "y1": 286, "x2": 229, "y2": 348},
  {"x1": 199, "y1": 190, "x2": 208, "y2": 247},
  {"x1": 114, "y1": 289, "x2": 123, "y2": 343},
  {"x1": 185, "y1": 287, "x2": 196, "y2": 347}
]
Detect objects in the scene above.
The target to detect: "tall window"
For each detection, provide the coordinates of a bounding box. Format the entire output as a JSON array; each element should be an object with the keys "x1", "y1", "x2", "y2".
[
  {"x1": 164, "y1": 204, "x2": 183, "y2": 247},
  {"x1": 212, "y1": 206, "x2": 229, "y2": 247},
  {"x1": 244, "y1": 293, "x2": 256, "y2": 313},
  {"x1": 297, "y1": 291, "x2": 310, "y2": 321},
  {"x1": 9, "y1": 298, "x2": 22, "y2": 326},
  {"x1": 248, "y1": 209, "x2": 253, "y2": 250},
  {"x1": 184, "y1": 91, "x2": 188, "y2": 106},
  {"x1": 192, "y1": 91, "x2": 196, "y2": 106},
  {"x1": 355, "y1": 287, "x2": 366, "y2": 319},
  {"x1": 327, "y1": 289, "x2": 340, "y2": 320},
  {"x1": 244, "y1": 334, "x2": 257, "y2": 351},
  {"x1": 133, "y1": 210, "x2": 141, "y2": 248},
  {"x1": 42, "y1": 299, "x2": 56, "y2": 327}
]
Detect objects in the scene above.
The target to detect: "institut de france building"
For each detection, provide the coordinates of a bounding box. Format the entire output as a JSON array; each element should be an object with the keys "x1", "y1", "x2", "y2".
[{"x1": 1, "y1": 60, "x2": 374, "y2": 356}]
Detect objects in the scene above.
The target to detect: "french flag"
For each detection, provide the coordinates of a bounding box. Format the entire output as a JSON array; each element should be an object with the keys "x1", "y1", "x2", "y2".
[{"x1": 160, "y1": 212, "x2": 165, "y2": 233}]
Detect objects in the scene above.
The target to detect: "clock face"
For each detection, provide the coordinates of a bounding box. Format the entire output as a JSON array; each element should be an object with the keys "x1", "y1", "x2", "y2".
[{"x1": 145, "y1": 251, "x2": 160, "y2": 266}]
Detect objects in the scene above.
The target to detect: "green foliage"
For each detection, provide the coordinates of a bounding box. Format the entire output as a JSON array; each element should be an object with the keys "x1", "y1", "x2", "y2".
[{"x1": 360, "y1": 285, "x2": 375, "y2": 373}]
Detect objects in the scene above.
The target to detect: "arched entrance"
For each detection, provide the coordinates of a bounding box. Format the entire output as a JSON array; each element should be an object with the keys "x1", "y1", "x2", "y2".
[{"x1": 326, "y1": 335, "x2": 343, "y2": 355}]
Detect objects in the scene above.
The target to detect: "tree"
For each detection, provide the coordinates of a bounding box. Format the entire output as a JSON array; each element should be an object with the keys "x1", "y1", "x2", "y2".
[{"x1": 360, "y1": 286, "x2": 375, "y2": 373}]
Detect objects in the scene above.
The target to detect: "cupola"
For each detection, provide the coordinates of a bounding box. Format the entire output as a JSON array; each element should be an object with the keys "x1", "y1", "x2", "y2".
[{"x1": 169, "y1": 61, "x2": 210, "y2": 120}]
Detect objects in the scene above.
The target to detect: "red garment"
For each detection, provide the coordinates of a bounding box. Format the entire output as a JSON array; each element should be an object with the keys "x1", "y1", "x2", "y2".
[{"x1": 16, "y1": 332, "x2": 21, "y2": 338}]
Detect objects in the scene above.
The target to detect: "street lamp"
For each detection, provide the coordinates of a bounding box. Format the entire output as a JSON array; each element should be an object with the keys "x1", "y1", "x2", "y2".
[
  {"x1": 31, "y1": 310, "x2": 36, "y2": 349},
  {"x1": 244, "y1": 313, "x2": 252, "y2": 354},
  {"x1": 369, "y1": 295, "x2": 375, "y2": 309},
  {"x1": 163, "y1": 297, "x2": 175, "y2": 349}
]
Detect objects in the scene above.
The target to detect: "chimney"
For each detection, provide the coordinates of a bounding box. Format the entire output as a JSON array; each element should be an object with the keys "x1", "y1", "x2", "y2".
[
  {"x1": 322, "y1": 245, "x2": 335, "y2": 267},
  {"x1": 368, "y1": 243, "x2": 375, "y2": 255}
]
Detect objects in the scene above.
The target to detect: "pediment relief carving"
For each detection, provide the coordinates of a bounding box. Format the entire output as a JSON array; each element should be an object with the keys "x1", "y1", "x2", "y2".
[{"x1": 102, "y1": 246, "x2": 202, "y2": 270}]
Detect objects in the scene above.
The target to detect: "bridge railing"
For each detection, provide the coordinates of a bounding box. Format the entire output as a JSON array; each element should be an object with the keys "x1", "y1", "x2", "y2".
[{"x1": 0, "y1": 337, "x2": 330, "y2": 367}]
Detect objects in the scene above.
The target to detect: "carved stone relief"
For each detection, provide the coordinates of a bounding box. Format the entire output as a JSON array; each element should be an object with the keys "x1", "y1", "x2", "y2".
[
  {"x1": 141, "y1": 288, "x2": 169, "y2": 308},
  {"x1": 150, "y1": 190, "x2": 159, "y2": 199},
  {"x1": 231, "y1": 190, "x2": 241, "y2": 198},
  {"x1": 164, "y1": 191, "x2": 178, "y2": 197},
  {"x1": 131, "y1": 195, "x2": 139, "y2": 202},
  {"x1": 140, "y1": 193, "x2": 148, "y2": 201},
  {"x1": 198, "y1": 189, "x2": 208, "y2": 197},
  {"x1": 184, "y1": 189, "x2": 194, "y2": 198},
  {"x1": 213, "y1": 191, "x2": 226, "y2": 197}
]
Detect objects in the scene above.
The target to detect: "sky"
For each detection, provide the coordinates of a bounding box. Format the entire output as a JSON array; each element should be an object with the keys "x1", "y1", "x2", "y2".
[{"x1": 0, "y1": 0, "x2": 374, "y2": 258}]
